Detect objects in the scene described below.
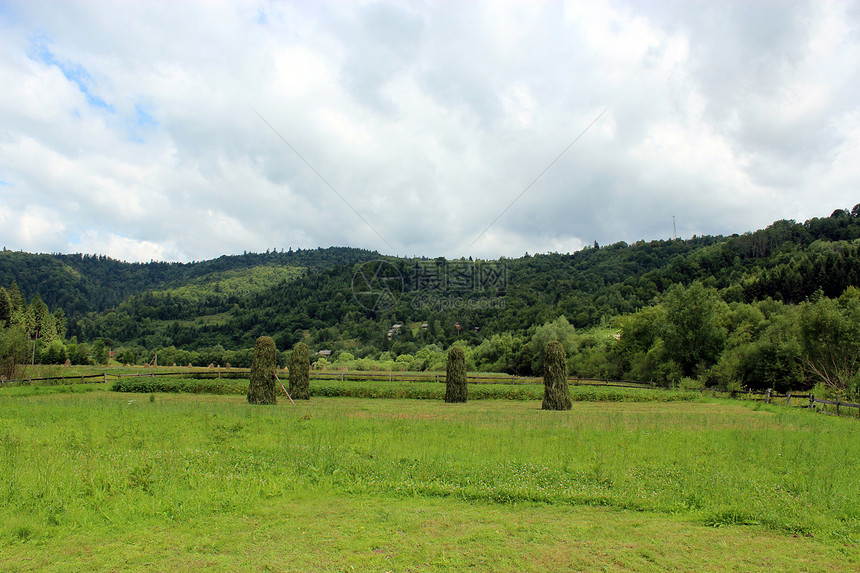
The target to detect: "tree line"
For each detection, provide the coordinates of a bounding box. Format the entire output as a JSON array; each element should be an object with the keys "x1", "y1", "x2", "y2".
[{"x1": 3, "y1": 207, "x2": 860, "y2": 400}]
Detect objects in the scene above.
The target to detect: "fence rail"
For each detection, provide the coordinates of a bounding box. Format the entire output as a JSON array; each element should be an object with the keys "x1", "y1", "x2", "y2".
[
  {"x1": 1, "y1": 368, "x2": 653, "y2": 389},
  {"x1": 4, "y1": 368, "x2": 859, "y2": 417},
  {"x1": 811, "y1": 397, "x2": 860, "y2": 416}
]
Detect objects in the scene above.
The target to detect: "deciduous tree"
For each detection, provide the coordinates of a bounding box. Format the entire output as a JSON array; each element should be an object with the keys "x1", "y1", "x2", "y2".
[
  {"x1": 662, "y1": 282, "x2": 726, "y2": 378},
  {"x1": 798, "y1": 291, "x2": 860, "y2": 397}
]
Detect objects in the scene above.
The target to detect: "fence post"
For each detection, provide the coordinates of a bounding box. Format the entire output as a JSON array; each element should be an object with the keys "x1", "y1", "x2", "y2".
[
  {"x1": 766, "y1": 388, "x2": 772, "y2": 404},
  {"x1": 809, "y1": 394, "x2": 814, "y2": 409},
  {"x1": 103, "y1": 373, "x2": 107, "y2": 384},
  {"x1": 341, "y1": 371, "x2": 344, "y2": 382},
  {"x1": 786, "y1": 391, "x2": 791, "y2": 407},
  {"x1": 836, "y1": 401, "x2": 840, "y2": 416},
  {"x1": 389, "y1": 372, "x2": 392, "y2": 382}
]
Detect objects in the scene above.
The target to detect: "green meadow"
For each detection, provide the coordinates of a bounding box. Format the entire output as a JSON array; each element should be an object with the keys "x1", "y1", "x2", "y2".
[{"x1": 0, "y1": 390, "x2": 858, "y2": 571}]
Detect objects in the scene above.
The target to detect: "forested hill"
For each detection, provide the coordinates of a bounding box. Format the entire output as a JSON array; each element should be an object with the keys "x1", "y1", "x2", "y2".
[
  {"x1": 0, "y1": 247, "x2": 380, "y2": 319},
  {"x1": 2, "y1": 207, "x2": 860, "y2": 358},
  {"x1": 204, "y1": 209, "x2": 860, "y2": 351}
]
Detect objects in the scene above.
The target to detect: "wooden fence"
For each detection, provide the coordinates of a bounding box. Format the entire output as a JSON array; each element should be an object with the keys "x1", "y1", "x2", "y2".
[
  {"x1": 4, "y1": 368, "x2": 859, "y2": 418},
  {"x1": 1, "y1": 368, "x2": 651, "y2": 388},
  {"x1": 810, "y1": 397, "x2": 860, "y2": 417}
]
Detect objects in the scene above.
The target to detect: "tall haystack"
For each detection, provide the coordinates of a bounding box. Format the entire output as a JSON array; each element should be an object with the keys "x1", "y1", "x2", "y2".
[
  {"x1": 445, "y1": 346, "x2": 468, "y2": 403},
  {"x1": 247, "y1": 336, "x2": 277, "y2": 405},
  {"x1": 542, "y1": 341, "x2": 571, "y2": 410},
  {"x1": 289, "y1": 342, "x2": 310, "y2": 400}
]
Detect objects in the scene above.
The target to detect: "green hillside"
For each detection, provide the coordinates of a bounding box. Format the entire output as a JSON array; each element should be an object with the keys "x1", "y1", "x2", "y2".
[
  {"x1": 3, "y1": 208, "x2": 860, "y2": 395},
  {"x1": 0, "y1": 246, "x2": 380, "y2": 319}
]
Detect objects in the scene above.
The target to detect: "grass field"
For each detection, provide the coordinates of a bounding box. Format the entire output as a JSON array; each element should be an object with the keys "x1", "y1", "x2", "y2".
[
  {"x1": 0, "y1": 391, "x2": 858, "y2": 571},
  {"x1": 109, "y1": 376, "x2": 702, "y2": 402}
]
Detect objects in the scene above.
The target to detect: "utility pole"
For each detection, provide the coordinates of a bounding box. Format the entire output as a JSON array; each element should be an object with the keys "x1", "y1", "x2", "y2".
[
  {"x1": 30, "y1": 327, "x2": 39, "y2": 365},
  {"x1": 673, "y1": 216, "x2": 677, "y2": 240}
]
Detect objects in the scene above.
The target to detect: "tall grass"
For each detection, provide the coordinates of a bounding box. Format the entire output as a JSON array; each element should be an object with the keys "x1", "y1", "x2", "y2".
[{"x1": 0, "y1": 393, "x2": 857, "y2": 546}]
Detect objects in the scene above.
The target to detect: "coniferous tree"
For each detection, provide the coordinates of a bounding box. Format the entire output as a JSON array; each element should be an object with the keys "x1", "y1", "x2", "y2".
[
  {"x1": 29, "y1": 294, "x2": 48, "y2": 329},
  {"x1": 445, "y1": 345, "x2": 468, "y2": 402},
  {"x1": 0, "y1": 287, "x2": 11, "y2": 327},
  {"x1": 289, "y1": 342, "x2": 310, "y2": 399},
  {"x1": 53, "y1": 309, "x2": 67, "y2": 339},
  {"x1": 542, "y1": 341, "x2": 572, "y2": 410},
  {"x1": 247, "y1": 336, "x2": 277, "y2": 405},
  {"x1": 7, "y1": 283, "x2": 24, "y2": 316}
]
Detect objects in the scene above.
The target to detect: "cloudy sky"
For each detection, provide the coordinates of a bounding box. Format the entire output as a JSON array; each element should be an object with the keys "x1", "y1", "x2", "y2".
[{"x1": 1, "y1": 0, "x2": 859, "y2": 262}]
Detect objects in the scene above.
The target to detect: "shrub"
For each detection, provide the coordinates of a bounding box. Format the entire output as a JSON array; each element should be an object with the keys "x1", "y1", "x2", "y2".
[
  {"x1": 0, "y1": 326, "x2": 29, "y2": 380},
  {"x1": 542, "y1": 341, "x2": 571, "y2": 410},
  {"x1": 679, "y1": 376, "x2": 704, "y2": 390},
  {"x1": 247, "y1": 336, "x2": 277, "y2": 405},
  {"x1": 445, "y1": 346, "x2": 468, "y2": 403}
]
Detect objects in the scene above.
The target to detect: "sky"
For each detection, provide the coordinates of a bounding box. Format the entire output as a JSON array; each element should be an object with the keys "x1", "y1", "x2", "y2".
[{"x1": 1, "y1": 0, "x2": 859, "y2": 263}]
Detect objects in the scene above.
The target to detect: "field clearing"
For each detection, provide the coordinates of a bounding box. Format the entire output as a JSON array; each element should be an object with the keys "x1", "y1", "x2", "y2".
[
  {"x1": 0, "y1": 392, "x2": 857, "y2": 571},
  {"x1": 108, "y1": 376, "x2": 702, "y2": 402}
]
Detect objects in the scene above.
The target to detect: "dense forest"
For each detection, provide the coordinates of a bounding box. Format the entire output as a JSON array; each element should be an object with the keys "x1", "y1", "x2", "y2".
[{"x1": 2, "y1": 207, "x2": 860, "y2": 399}]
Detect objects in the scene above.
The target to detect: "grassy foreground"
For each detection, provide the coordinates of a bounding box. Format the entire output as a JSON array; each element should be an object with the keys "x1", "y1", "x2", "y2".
[{"x1": 0, "y1": 392, "x2": 858, "y2": 571}]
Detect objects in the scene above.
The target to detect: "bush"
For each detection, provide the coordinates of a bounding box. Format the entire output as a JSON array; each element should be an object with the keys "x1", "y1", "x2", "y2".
[
  {"x1": 0, "y1": 327, "x2": 29, "y2": 380},
  {"x1": 110, "y1": 377, "x2": 247, "y2": 395},
  {"x1": 679, "y1": 376, "x2": 704, "y2": 390},
  {"x1": 849, "y1": 371, "x2": 860, "y2": 402}
]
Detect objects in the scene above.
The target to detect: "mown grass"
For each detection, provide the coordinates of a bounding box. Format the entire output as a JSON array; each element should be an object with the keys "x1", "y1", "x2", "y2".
[
  {"x1": 2, "y1": 494, "x2": 856, "y2": 572},
  {"x1": 0, "y1": 382, "x2": 107, "y2": 397},
  {"x1": 0, "y1": 393, "x2": 857, "y2": 571}
]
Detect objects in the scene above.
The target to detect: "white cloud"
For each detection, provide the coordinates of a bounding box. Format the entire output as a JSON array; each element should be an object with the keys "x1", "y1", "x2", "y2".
[
  {"x1": 0, "y1": 0, "x2": 859, "y2": 262},
  {"x1": 72, "y1": 230, "x2": 171, "y2": 263}
]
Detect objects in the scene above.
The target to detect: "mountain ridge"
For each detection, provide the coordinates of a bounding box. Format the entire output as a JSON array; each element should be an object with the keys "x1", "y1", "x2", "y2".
[{"x1": 3, "y1": 208, "x2": 860, "y2": 361}]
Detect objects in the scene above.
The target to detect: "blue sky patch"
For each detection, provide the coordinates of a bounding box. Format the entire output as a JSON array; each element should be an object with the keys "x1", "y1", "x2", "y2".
[
  {"x1": 125, "y1": 102, "x2": 159, "y2": 142},
  {"x1": 29, "y1": 35, "x2": 114, "y2": 113},
  {"x1": 134, "y1": 103, "x2": 158, "y2": 128}
]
